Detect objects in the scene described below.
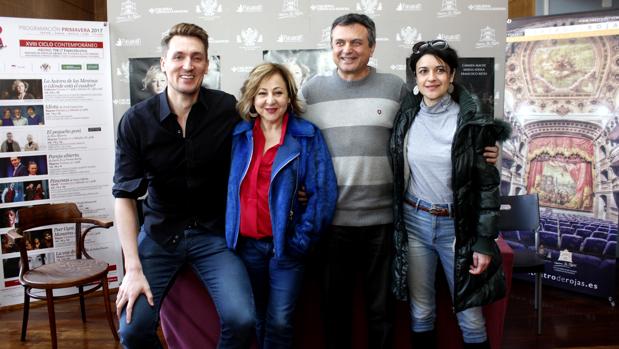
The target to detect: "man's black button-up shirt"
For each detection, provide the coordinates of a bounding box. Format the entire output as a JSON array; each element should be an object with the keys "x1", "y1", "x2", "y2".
[{"x1": 113, "y1": 87, "x2": 240, "y2": 246}]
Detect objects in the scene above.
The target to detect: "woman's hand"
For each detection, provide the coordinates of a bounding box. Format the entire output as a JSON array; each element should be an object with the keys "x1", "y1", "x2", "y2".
[{"x1": 469, "y1": 252, "x2": 491, "y2": 275}]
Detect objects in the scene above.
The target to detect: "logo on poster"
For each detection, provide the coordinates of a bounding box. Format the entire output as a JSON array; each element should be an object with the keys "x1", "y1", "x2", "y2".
[
  {"x1": 113, "y1": 98, "x2": 130, "y2": 105},
  {"x1": 116, "y1": 62, "x2": 130, "y2": 83},
  {"x1": 395, "y1": 2, "x2": 422, "y2": 11},
  {"x1": 196, "y1": 0, "x2": 222, "y2": 18},
  {"x1": 0, "y1": 26, "x2": 4, "y2": 49},
  {"x1": 467, "y1": 4, "x2": 506, "y2": 11},
  {"x1": 237, "y1": 28, "x2": 263, "y2": 50},
  {"x1": 396, "y1": 26, "x2": 421, "y2": 47},
  {"x1": 390, "y1": 64, "x2": 406, "y2": 71},
  {"x1": 115, "y1": 38, "x2": 142, "y2": 47},
  {"x1": 208, "y1": 36, "x2": 230, "y2": 45},
  {"x1": 231, "y1": 66, "x2": 254, "y2": 73},
  {"x1": 310, "y1": 4, "x2": 350, "y2": 11},
  {"x1": 148, "y1": 7, "x2": 189, "y2": 15},
  {"x1": 476, "y1": 26, "x2": 498, "y2": 48},
  {"x1": 279, "y1": 0, "x2": 303, "y2": 18},
  {"x1": 437, "y1": 0, "x2": 460, "y2": 18},
  {"x1": 316, "y1": 26, "x2": 332, "y2": 48},
  {"x1": 436, "y1": 33, "x2": 461, "y2": 42},
  {"x1": 277, "y1": 34, "x2": 304, "y2": 43},
  {"x1": 236, "y1": 4, "x2": 263, "y2": 13},
  {"x1": 116, "y1": 0, "x2": 141, "y2": 23},
  {"x1": 357, "y1": 0, "x2": 382, "y2": 15},
  {"x1": 40, "y1": 63, "x2": 52, "y2": 72}
]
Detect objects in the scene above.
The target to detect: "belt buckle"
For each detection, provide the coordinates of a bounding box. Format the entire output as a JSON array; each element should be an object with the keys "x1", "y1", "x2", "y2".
[{"x1": 429, "y1": 205, "x2": 444, "y2": 216}]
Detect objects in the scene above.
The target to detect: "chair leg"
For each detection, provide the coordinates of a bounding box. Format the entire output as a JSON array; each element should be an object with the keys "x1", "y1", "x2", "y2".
[
  {"x1": 102, "y1": 277, "x2": 119, "y2": 341},
  {"x1": 536, "y1": 272, "x2": 543, "y2": 335},
  {"x1": 45, "y1": 289, "x2": 58, "y2": 349},
  {"x1": 21, "y1": 288, "x2": 30, "y2": 341},
  {"x1": 78, "y1": 286, "x2": 86, "y2": 323}
]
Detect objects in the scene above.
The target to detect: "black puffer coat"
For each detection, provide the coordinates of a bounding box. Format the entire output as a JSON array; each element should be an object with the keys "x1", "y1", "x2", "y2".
[{"x1": 389, "y1": 83, "x2": 511, "y2": 312}]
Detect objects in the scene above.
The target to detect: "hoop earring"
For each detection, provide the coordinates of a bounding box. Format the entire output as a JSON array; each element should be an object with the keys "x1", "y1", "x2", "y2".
[
  {"x1": 448, "y1": 83, "x2": 454, "y2": 94},
  {"x1": 413, "y1": 85, "x2": 419, "y2": 95}
]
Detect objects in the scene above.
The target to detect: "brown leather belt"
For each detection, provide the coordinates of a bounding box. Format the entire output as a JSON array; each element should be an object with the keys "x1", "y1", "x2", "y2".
[{"x1": 404, "y1": 198, "x2": 451, "y2": 217}]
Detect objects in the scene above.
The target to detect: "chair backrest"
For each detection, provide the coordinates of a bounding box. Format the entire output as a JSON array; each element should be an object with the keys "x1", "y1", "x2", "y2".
[
  {"x1": 498, "y1": 194, "x2": 540, "y2": 231},
  {"x1": 603, "y1": 241, "x2": 616, "y2": 258},
  {"x1": 581, "y1": 237, "x2": 607, "y2": 255},
  {"x1": 591, "y1": 231, "x2": 608, "y2": 240},
  {"x1": 540, "y1": 231, "x2": 559, "y2": 249},
  {"x1": 17, "y1": 203, "x2": 83, "y2": 231},
  {"x1": 574, "y1": 228, "x2": 592, "y2": 239},
  {"x1": 15, "y1": 203, "x2": 87, "y2": 262},
  {"x1": 559, "y1": 234, "x2": 583, "y2": 252}
]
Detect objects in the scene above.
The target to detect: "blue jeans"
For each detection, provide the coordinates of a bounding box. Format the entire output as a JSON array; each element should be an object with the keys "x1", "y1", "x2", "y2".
[
  {"x1": 237, "y1": 237, "x2": 305, "y2": 349},
  {"x1": 403, "y1": 193, "x2": 487, "y2": 344},
  {"x1": 118, "y1": 228, "x2": 255, "y2": 349}
]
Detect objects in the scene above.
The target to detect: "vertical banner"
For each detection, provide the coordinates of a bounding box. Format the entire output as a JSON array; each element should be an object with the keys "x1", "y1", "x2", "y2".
[
  {"x1": 502, "y1": 11, "x2": 619, "y2": 299},
  {"x1": 0, "y1": 17, "x2": 121, "y2": 306}
]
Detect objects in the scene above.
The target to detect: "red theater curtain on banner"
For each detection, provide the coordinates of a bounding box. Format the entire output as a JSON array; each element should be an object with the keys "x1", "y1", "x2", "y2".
[{"x1": 526, "y1": 137, "x2": 594, "y2": 211}]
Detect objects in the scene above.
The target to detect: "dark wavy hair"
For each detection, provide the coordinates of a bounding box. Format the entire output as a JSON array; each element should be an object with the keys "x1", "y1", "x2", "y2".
[{"x1": 409, "y1": 43, "x2": 459, "y2": 76}]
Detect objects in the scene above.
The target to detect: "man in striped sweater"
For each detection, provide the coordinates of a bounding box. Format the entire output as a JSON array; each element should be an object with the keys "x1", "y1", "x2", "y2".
[{"x1": 301, "y1": 13, "x2": 407, "y2": 349}]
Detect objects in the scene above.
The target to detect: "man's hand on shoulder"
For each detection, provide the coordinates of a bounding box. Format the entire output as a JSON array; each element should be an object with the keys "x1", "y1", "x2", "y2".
[{"x1": 483, "y1": 145, "x2": 499, "y2": 165}]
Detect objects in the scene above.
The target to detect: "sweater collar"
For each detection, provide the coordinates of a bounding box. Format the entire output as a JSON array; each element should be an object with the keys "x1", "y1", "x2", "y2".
[{"x1": 419, "y1": 93, "x2": 453, "y2": 115}]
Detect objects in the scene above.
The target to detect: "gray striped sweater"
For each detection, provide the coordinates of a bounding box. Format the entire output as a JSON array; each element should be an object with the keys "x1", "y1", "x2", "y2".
[{"x1": 301, "y1": 68, "x2": 407, "y2": 226}]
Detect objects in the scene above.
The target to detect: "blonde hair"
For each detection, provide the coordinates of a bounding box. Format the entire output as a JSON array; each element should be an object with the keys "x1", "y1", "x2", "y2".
[
  {"x1": 237, "y1": 63, "x2": 305, "y2": 121},
  {"x1": 141, "y1": 65, "x2": 165, "y2": 91},
  {"x1": 161, "y1": 23, "x2": 209, "y2": 55}
]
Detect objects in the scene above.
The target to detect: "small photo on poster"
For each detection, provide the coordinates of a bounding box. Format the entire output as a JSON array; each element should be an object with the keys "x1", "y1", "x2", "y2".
[
  {"x1": 0, "y1": 128, "x2": 46, "y2": 153},
  {"x1": 263, "y1": 49, "x2": 335, "y2": 90},
  {"x1": 22, "y1": 228, "x2": 54, "y2": 251},
  {"x1": 0, "y1": 105, "x2": 45, "y2": 127},
  {"x1": 1, "y1": 233, "x2": 19, "y2": 254},
  {"x1": 0, "y1": 207, "x2": 18, "y2": 228},
  {"x1": 129, "y1": 56, "x2": 221, "y2": 106},
  {"x1": 0, "y1": 79, "x2": 44, "y2": 100},
  {"x1": 129, "y1": 57, "x2": 163, "y2": 105},
  {"x1": 0, "y1": 155, "x2": 48, "y2": 178},
  {"x1": 3, "y1": 256, "x2": 19, "y2": 279},
  {"x1": 405, "y1": 57, "x2": 495, "y2": 115},
  {"x1": 0, "y1": 181, "x2": 24, "y2": 203},
  {"x1": 23, "y1": 180, "x2": 49, "y2": 202}
]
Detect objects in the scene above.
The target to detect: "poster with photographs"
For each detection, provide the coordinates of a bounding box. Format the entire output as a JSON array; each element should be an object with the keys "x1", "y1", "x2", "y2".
[
  {"x1": 263, "y1": 49, "x2": 335, "y2": 90},
  {"x1": 406, "y1": 57, "x2": 494, "y2": 115},
  {"x1": 129, "y1": 55, "x2": 222, "y2": 106},
  {"x1": 0, "y1": 17, "x2": 121, "y2": 306}
]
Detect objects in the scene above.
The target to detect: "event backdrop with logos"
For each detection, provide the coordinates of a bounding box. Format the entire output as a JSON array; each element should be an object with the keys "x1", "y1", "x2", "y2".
[
  {"x1": 0, "y1": 17, "x2": 121, "y2": 306},
  {"x1": 107, "y1": 0, "x2": 508, "y2": 123},
  {"x1": 502, "y1": 10, "x2": 619, "y2": 300}
]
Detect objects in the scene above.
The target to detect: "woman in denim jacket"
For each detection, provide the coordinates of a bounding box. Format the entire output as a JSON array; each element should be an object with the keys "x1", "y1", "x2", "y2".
[{"x1": 225, "y1": 63, "x2": 337, "y2": 348}]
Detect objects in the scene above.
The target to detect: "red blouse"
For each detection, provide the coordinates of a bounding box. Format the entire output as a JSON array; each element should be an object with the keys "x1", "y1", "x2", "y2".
[{"x1": 239, "y1": 114, "x2": 289, "y2": 239}]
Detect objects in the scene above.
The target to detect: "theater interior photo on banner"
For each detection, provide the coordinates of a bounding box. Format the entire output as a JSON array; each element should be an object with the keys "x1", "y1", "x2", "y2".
[{"x1": 0, "y1": 1, "x2": 618, "y2": 349}]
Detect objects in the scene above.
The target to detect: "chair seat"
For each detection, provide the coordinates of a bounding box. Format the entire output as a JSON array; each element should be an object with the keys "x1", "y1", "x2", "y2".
[
  {"x1": 513, "y1": 249, "x2": 545, "y2": 273},
  {"x1": 23, "y1": 259, "x2": 109, "y2": 288}
]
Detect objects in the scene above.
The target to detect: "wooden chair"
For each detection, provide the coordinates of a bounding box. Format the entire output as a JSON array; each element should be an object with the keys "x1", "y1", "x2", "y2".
[
  {"x1": 7, "y1": 203, "x2": 119, "y2": 349},
  {"x1": 498, "y1": 193, "x2": 545, "y2": 334}
]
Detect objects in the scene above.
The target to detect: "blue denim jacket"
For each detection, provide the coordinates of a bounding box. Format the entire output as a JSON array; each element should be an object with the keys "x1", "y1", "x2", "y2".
[{"x1": 225, "y1": 113, "x2": 337, "y2": 258}]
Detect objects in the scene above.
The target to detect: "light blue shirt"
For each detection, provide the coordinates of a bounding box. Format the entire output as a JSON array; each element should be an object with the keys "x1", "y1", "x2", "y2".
[{"x1": 407, "y1": 94, "x2": 459, "y2": 204}]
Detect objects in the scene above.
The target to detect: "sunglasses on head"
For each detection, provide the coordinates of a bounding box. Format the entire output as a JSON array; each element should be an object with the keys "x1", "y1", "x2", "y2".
[{"x1": 412, "y1": 40, "x2": 449, "y2": 54}]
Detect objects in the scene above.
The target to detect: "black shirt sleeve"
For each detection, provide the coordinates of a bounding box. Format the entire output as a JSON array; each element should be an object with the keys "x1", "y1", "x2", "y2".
[{"x1": 113, "y1": 108, "x2": 147, "y2": 199}]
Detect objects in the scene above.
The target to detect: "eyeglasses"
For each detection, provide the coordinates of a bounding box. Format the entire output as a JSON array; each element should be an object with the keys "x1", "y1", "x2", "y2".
[{"x1": 412, "y1": 40, "x2": 449, "y2": 54}]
